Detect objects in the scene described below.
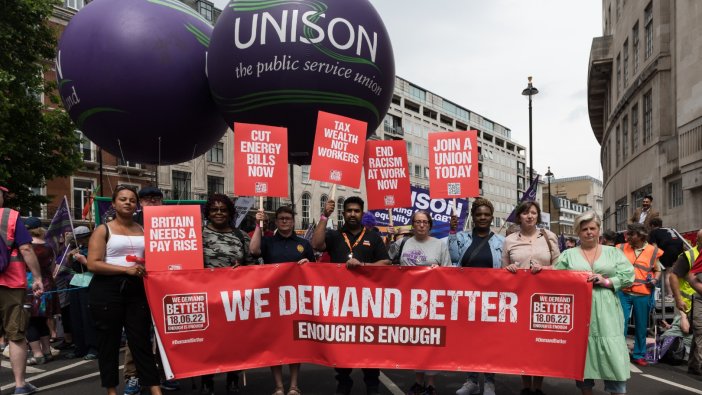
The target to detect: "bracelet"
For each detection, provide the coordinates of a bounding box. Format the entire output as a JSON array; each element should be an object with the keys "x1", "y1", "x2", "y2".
[
  {"x1": 604, "y1": 279, "x2": 611, "y2": 288},
  {"x1": 320, "y1": 214, "x2": 328, "y2": 221}
]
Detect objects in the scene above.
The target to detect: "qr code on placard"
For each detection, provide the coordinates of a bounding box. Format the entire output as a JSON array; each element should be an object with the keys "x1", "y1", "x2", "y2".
[
  {"x1": 447, "y1": 183, "x2": 461, "y2": 196},
  {"x1": 329, "y1": 170, "x2": 342, "y2": 181},
  {"x1": 255, "y1": 182, "x2": 268, "y2": 193},
  {"x1": 384, "y1": 195, "x2": 395, "y2": 206}
]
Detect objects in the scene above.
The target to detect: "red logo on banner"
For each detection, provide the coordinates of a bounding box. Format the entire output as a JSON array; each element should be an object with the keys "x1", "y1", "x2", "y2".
[
  {"x1": 530, "y1": 293, "x2": 574, "y2": 333},
  {"x1": 163, "y1": 293, "x2": 209, "y2": 333},
  {"x1": 364, "y1": 140, "x2": 411, "y2": 210},
  {"x1": 428, "y1": 131, "x2": 479, "y2": 199},
  {"x1": 234, "y1": 123, "x2": 288, "y2": 197},
  {"x1": 144, "y1": 205, "x2": 203, "y2": 271},
  {"x1": 310, "y1": 111, "x2": 367, "y2": 188}
]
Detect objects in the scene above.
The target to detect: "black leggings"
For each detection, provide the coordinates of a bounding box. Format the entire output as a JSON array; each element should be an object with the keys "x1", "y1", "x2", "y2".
[
  {"x1": 26, "y1": 317, "x2": 50, "y2": 342},
  {"x1": 89, "y1": 275, "x2": 159, "y2": 388}
]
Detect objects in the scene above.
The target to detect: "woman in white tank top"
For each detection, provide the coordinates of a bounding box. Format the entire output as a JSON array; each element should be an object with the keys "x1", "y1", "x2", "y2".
[{"x1": 86, "y1": 185, "x2": 162, "y2": 395}]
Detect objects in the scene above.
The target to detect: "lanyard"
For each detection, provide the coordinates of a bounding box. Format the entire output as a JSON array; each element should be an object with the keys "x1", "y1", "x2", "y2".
[{"x1": 342, "y1": 228, "x2": 366, "y2": 259}]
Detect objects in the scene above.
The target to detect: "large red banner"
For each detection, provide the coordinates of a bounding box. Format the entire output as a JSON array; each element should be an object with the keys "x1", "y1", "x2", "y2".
[
  {"x1": 145, "y1": 265, "x2": 592, "y2": 380},
  {"x1": 143, "y1": 205, "x2": 203, "y2": 271},
  {"x1": 364, "y1": 140, "x2": 411, "y2": 210},
  {"x1": 428, "y1": 131, "x2": 479, "y2": 199},
  {"x1": 234, "y1": 122, "x2": 288, "y2": 197},
  {"x1": 309, "y1": 111, "x2": 367, "y2": 188}
]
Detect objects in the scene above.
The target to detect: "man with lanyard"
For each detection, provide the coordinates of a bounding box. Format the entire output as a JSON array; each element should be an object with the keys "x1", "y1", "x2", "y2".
[
  {"x1": 311, "y1": 196, "x2": 390, "y2": 395},
  {"x1": 0, "y1": 185, "x2": 44, "y2": 395},
  {"x1": 617, "y1": 222, "x2": 663, "y2": 367},
  {"x1": 250, "y1": 206, "x2": 314, "y2": 395},
  {"x1": 670, "y1": 229, "x2": 702, "y2": 375}
]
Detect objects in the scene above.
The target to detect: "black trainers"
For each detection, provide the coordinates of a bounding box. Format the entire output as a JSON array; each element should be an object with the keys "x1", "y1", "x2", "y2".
[{"x1": 406, "y1": 382, "x2": 425, "y2": 395}]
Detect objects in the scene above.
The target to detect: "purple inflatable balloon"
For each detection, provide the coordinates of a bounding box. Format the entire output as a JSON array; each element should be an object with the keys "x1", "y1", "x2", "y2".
[
  {"x1": 208, "y1": 0, "x2": 395, "y2": 165},
  {"x1": 56, "y1": 0, "x2": 227, "y2": 165}
]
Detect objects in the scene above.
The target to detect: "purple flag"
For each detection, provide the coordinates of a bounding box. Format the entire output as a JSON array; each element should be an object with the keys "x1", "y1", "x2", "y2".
[
  {"x1": 302, "y1": 221, "x2": 316, "y2": 241},
  {"x1": 506, "y1": 175, "x2": 540, "y2": 223},
  {"x1": 45, "y1": 197, "x2": 74, "y2": 263}
]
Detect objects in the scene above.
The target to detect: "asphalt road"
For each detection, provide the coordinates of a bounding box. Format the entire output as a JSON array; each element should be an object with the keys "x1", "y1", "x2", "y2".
[{"x1": 2, "y1": 346, "x2": 702, "y2": 395}]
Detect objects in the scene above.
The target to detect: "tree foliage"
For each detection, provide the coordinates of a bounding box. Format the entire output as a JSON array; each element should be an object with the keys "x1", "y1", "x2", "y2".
[{"x1": 0, "y1": 0, "x2": 82, "y2": 211}]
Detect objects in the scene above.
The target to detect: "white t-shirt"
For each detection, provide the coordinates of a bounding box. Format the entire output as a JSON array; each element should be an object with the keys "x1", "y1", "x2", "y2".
[{"x1": 399, "y1": 237, "x2": 452, "y2": 267}]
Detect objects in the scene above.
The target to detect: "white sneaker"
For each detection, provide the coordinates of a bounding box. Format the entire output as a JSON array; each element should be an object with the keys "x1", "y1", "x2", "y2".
[
  {"x1": 456, "y1": 380, "x2": 480, "y2": 395},
  {"x1": 483, "y1": 381, "x2": 496, "y2": 395}
]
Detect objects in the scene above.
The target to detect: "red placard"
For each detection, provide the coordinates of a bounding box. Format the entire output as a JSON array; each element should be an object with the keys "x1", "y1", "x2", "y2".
[
  {"x1": 234, "y1": 122, "x2": 288, "y2": 197},
  {"x1": 143, "y1": 205, "x2": 203, "y2": 271},
  {"x1": 309, "y1": 111, "x2": 367, "y2": 188},
  {"x1": 145, "y1": 265, "x2": 591, "y2": 381},
  {"x1": 364, "y1": 140, "x2": 411, "y2": 210},
  {"x1": 428, "y1": 131, "x2": 479, "y2": 198}
]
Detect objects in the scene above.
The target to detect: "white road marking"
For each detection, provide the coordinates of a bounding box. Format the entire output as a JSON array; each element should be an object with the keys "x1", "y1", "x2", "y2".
[
  {"x1": 379, "y1": 371, "x2": 404, "y2": 395},
  {"x1": 26, "y1": 370, "x2": 101, "y2": 392},
  {"x1": 641, "y1": 373, "x2": 702, "y2": 394},
  {"x1": 0, "y1": 359, "x2": 97, "y2": 391},
  {"x1": 629, "y1": 363, "x2": 642, "y2": 373},
  {"x1": 1, "y1": 360, "x2": 45, "y2": 373}
]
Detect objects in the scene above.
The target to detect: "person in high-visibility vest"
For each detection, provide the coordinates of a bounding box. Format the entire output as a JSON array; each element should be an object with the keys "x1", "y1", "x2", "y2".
[
  {"x1": 670, "y1": 229, "x2": 702, "y2": 375},
  {"x1": 617, "y1": 223, "x2": 663, "y2": 367}
]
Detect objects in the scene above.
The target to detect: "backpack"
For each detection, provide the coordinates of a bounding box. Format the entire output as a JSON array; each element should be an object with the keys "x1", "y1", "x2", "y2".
[
  {"x1": 0, "y1": 208, "x2": 18, "y2": 273},
  {"x1": 391, "y1": 237, "x2": 409, "y2": 265}
]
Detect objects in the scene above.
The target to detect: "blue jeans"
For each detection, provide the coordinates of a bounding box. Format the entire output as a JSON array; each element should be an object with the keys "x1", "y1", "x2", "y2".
[{"x1": 618, "y1": 291, "x2": 650, "y2": 359}]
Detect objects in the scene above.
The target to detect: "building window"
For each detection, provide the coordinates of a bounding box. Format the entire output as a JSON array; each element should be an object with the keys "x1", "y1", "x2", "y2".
[
  {"x1": 622, "y1": 115, "x2": 628, "y2": 160},
  {"x1": 64, "y1": 0, "x2": 85, "y2": 10},
  {"x1": 76, "y1": 131, "x2": 94, "y2": 162},
  {"x1": 301, "y1": 165, "x2": 310, "y2": 183},
  {"x1": 622, "y1": 39, "x2": 629, "y2": 87},
  {"x1": 414, "y1": 164, "x2": 422, "y2": 179},
  {"x1": 615, "y1": 124, "x2": 621, "y2": 167},
  {"x1": 632, "y1": 22, "x2": 639, "y2": 75},
  {"x1": 301, "y1": 192, "x2": 311, "y2": 228},
  {"x1": 207, "y1": 176, "x2": 224, "y2": 195},
  {"x1": 632, "y1": 184, "x2": 653, "y2": 212},
  {"x1": 615, "y1": 197, "x2": 628, "y2": 231},
  {"x1": 207, "y1": 142, "x2": 224, "y2": 163},
  {"x1": 198, "y1": 1, "x2": 214, "y2": 22},
  {"x1": 631, "y1": 103, "x2": 639, "y2": 152},
  {"x1": 172, "y1": 171, "x2": 191, "y2": 200},
  {"x1": 337, "y1": 197, "x2": 345, "y2": 226},
  {"x1": 320, "y1": 194, "x2": 328, "y2": 216},
  {"x1": 644, "y1": 3, "x2": 653, "y2": 59},
  {"x1": 72, "y1": 179, "x2": 93, "y2": 220},
  {"x1": 668, "y1": 179, "x2": 683, "y2": 208},
  {"x1": 616, "y1": 53, "x2": 621, "y2": 97},
  {"x1": 643, "y1": 90, "x2": 653, "y2": 144}
]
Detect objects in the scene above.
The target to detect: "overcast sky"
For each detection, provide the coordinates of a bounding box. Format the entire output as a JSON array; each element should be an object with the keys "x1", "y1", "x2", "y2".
[{"x1": 212, "y1": 0, "x2": 604, "y2": 181}]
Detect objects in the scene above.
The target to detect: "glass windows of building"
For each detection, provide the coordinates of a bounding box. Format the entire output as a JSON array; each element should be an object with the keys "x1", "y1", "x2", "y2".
[
  {"x1": 615, "y1": 197, "x2": 628, "y2": 231},
  {"x1": 301, "y1": 165, "x2": 310, "y2": 183},
  {"x1": 207, "y1": 142, "x2": 224, "y2": 163},
  {"x1": 623, "y1": 39, "x2": 629, "y2": 87},
  {"x1": 64, "y1": 0, "x2": 84, "y2": 10},
  {"x1": 198, "y1": 1, "x2": 214, "y2": 22},
  {"x1": 632, "y1": 22, "x2": 639, "y2": 75},
  {"x1": 622, "y1": 115, "x2": 628, "y2": 160},
  {"x1": 643, "y1": 90, "x2": 653, "y2": 144},
  {"x1": 76, "y1": 131, "x2": 94, "y2": 162},
  {"x1": 172, "y1": 170, "x2": 191, "y2": 200},
  {"x1": 668, "y1": 179, "x2": 683, "y2": 208},
  {"x1": 301, "y1": 192, "x2": 311, "y2": 227},
  {"x1": 320, "y1": 194, "x2": 328, "y2": 215},
  {"x1": 631, "y1": 103, "x2": 639, "y2": 152},
  {"x1": 408, "y1": 84, "x2": 425, "y2": 102},
  {"x1": 615, "y1": 124, "x2": 621, "y2": 166},
  {"x1": 337, "y1": 197, "x2": 345, "y2": 226},
  {"x1": 631, "y1": 184, "x2": 652, "y2": 211},
  {"x1": 616, "y1": 53, "x2": 621, "y2": 97},
  {"x1": 644, "y1": 3, "x2": 653, "y2": 59},
  {"x1": 72, "y1": 179, "x2": 93, "y2": 220},
  {"x1": 207, "y1": 176, "x2": 224, "y2": 195}
]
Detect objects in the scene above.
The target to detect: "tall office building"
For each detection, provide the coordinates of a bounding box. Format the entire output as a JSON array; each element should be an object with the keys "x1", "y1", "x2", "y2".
[{"x1": 588, "y1": 0, "x2": 702, "y2": 233}]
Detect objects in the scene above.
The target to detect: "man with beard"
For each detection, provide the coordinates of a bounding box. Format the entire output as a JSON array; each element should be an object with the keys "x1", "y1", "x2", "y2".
[
  {"x1": 629, "y1": 194, "x2": 660, "y2": 231},
  {"x1": 448, "y1": 197, "x2": 504, "y2": 395},
  {"x1": 311, "y1": 196, "x2": 390, "y2": 395}
]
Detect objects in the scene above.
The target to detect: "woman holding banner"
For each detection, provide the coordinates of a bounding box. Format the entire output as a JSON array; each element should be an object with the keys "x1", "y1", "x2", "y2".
[
  {"x1": 86, "y1": 185, "x2": 162, "y2": 395},
  {"x1": 554, "y1": 211, "x2": 634, "y2": 395},
  {"x1": 448, "y1": 198, "x2": 503, "y2": 395},
  {"x1": 502, "y1": 201, "x2": 559, "y2": 395},
  {"x1": 399, "y1": 210, "x2": 451, "y2": 395},
  {"x1": 200, "y1": 193, "x2": 253, "y2": 395}
]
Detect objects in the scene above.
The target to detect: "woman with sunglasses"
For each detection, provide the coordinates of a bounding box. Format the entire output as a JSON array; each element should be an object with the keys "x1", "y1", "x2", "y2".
[
  {"x1": 200, "y1": 193, "x2": 254, "y2": 395},
  {"x1": 86, "y1": 185, "x2": 162, "y2": 395},
  {"x1": 399, "y1": 210, "x2": 451, "y2": 395}
]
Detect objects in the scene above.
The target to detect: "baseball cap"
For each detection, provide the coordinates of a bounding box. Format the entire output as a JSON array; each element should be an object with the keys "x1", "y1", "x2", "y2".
[
  {"x1": 24, "y1": 217, "x2": 42, "y2": 230},
  {"x1": 74, "y1": 226, "x2": 91, "y2": 238},
  {"x1": 138, "y1": 186, "x2": 163, "y2": 199}
]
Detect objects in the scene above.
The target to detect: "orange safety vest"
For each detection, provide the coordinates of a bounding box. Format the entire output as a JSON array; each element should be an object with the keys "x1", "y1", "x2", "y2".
[
  {"x1": 618, "y1": 242, "x2": 662, "y2": 295},
  {"x1": 0, "y1": 208, "x2": 27, "y2": 289}
]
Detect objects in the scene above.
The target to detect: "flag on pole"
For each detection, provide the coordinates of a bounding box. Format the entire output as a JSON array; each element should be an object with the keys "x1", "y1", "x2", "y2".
[
  {"x1": 46, "y1": 196, "x2": 75, "y2": 271},
  {"x1": 506, "y1": 175, "x2": 540, "y2": 223},
  {"x1": 81, "y1": 185, "x2": 100, "y2": 221},
  {"x1": 303, "y1": 221, "x2": 316, "y2": 241}
]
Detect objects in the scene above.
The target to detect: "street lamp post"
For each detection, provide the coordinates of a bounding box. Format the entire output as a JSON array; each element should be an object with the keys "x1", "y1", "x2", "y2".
[
  {"x1": 522, "y1": 76, "x2": 539, "y2": 182},
  {"x1": 545, "y1": 166, "x2": 554, "y2": 218}
]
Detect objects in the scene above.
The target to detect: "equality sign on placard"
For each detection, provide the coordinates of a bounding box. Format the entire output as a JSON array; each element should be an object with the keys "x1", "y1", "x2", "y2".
[
  {"x1": 309, "y1": 111, "x2": 367, "y2": 188},
  {"x1": 145, "y1": 265, "x2": 592, "y2": 380},
  {"x1": 234, "y1": 122, "x2": 288, "y2": 197},
  {"x1": 428, "y1": 131, "x2": 479, "y2": 199},
  {"x1": 144, "y1": 205, "x2": 203, "y2": 271},
  {"x1": 364, "y1": 140, "x2": 411, "y2": 210}
]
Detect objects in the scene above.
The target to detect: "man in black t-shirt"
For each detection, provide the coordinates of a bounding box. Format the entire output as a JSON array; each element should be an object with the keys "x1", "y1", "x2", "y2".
[
  {"x1": 648, "y1": 218, "x2": 684, "y2": 299},
  {"x1": 311, "y1": 196, "x2": 390, "y2": 395}
]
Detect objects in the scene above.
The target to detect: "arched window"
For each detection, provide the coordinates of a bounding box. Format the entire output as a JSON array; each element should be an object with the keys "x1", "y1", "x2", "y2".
[
  {"x1": 320, "y1": 194, "x2": 328, "y2": 216},
  {"x1": 337, "y1": 197, "x2": 345, "y2": 226},
  {"x1": 301, "y1": 192, "x2": 311, "y2": 228}
]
